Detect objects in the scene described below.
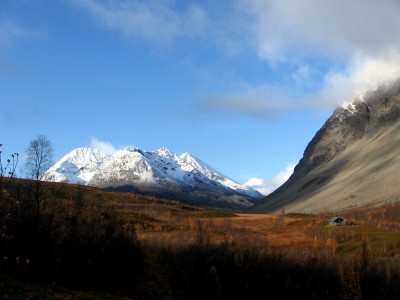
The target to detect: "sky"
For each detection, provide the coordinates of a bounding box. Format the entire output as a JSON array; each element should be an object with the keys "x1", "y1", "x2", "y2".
[{"x1": 2, "y1": 0, "x2": 400, "y2": 195}]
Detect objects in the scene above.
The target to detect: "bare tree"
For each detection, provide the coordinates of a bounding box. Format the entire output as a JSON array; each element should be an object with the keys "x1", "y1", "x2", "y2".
[
  {"x1": 24, "y1": 135, "x2": 53, "y2": 181},
  {"x1": 24, "y1": 135, "x2": 54, "y2": 219}
]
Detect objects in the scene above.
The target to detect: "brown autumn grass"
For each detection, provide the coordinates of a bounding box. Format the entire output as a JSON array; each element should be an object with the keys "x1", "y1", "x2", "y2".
[
  {"x1": 3, "y1": 179, "x2": 400, "y2": 298},
  {"x1": 5, "y1": 178, "x2": 400, "y2": 262},
  {"x1": 132, "y1": 202, "x2": 400, "y2": 262},
  {"x1": 54, "y1": 176, "x2": 400, "y2": 262}
]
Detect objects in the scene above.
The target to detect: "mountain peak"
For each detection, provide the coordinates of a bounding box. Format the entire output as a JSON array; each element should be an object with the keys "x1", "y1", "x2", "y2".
[
  {"x1": 154, "y1": 147, "x2": 175, "y2": 159},
  {"x1": 44, "y1": 147, "x2": 109, "y2": 184},
  {"x1": 179, "y1": 152, "x2": 192, "y2": 159},
  {"x1": 45, "y1": 145, "x2": 263, "y2": 209}
]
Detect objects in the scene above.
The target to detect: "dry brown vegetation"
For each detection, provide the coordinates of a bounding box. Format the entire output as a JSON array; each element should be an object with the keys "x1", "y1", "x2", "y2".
[
  {"x1": 2, "y1": 178, "x2": 400, "y2": 299},
  {"x1": 133, "y1": 203, "x2": 400, "y2": 263}
]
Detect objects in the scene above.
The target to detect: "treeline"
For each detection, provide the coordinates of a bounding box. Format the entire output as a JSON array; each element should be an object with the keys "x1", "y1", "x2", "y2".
[{"x1": 1, "y1": 179, "x2": 400, "y2": 299}]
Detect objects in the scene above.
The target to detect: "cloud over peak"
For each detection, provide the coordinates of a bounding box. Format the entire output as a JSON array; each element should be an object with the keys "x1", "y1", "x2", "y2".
[
  {"x1": 200, "y1": 0, "x2": 400, "y2": 118},
  {"x1": 89, "y1": 137, "x2": 119, "y2": 156}
]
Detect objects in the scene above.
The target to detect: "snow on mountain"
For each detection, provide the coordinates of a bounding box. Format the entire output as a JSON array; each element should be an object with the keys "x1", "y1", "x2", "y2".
[
  {"x1": 89, "y1": 148, "x2": 156, "y2": 185},
  {"x1": 44, "y1": 148, "x2": 109, "y2": 184},
  {"x1": 341, "y1": 94, "x2": 364, "y2": 110},
  {"x1": 339, "y1": 94, "x2": 367, "y2": 120},
  {"x1": 45, "y1": 146, "x2": 263, "y2": 208},
  {"x1": 177, "y1": 152, "x2": 261, "y2": 198}
]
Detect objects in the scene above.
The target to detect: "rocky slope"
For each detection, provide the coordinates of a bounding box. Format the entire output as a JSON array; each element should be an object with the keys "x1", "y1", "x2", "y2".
[
  {"x1": 44, "y1": 147, "x2": 263, "y2": 209},
  {"x1": 252, "y1": 81, "x2": 400, "y2": 213}
]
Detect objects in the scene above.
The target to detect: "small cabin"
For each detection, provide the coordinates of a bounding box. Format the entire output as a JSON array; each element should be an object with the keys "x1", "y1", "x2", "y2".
[{"x1": 329, "y1": 216, "x2": 346, "y2": 226}]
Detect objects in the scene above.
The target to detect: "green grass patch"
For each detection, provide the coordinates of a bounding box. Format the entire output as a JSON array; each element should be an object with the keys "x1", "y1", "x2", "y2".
[{"x1": 321, "y1": 225, "x2": 400, "y2": 256}]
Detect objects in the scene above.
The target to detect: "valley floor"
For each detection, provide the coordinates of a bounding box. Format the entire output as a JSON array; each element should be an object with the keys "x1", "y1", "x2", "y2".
[
  {"x1": 2, "y1": 180, "x2": 400, "y2": 299},
  {"x1": 135, "y1": 205, "x2": 400, "y2": 262}
]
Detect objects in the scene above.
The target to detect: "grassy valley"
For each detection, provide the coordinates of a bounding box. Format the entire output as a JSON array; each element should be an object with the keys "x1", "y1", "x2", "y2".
[{"x1": 1, "y1": 179, "x2": 400, "y2": 299}]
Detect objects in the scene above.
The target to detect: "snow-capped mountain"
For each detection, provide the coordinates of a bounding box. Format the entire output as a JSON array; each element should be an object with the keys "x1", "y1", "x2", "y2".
[
  {"x1": 44, "y1": 148, "x2": 109, "y2": 184},
  {"x1": 45, "y1": 147, "x2": 263, "y2": 208}
]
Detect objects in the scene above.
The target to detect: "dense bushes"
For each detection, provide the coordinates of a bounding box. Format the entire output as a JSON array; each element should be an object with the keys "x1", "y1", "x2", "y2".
[
  {"x1": 140, "y1": 243, "x2": 400, "y2": 300},
  {"x1": 144, "y1": 244, "x2": 340, "y2": 299},
  {"x1": 0, "y1": 180, "x2": 142, "y2": 295}
]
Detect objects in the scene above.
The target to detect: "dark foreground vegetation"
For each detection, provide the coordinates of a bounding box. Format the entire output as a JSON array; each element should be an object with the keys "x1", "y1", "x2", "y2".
[{"x1": 1, "y1": 179, "x2": 400, "y2": 299}]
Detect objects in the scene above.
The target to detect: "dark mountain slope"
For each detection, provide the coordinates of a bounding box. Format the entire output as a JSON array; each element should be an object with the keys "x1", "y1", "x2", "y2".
[{"x1": 252, "y1": 81, "x2": 400, "y2": 213}]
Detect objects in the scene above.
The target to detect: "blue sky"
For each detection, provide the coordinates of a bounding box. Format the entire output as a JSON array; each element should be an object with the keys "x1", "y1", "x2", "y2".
[{"x1": 2, "y1": 0, "x2": 400, "y2": 194}]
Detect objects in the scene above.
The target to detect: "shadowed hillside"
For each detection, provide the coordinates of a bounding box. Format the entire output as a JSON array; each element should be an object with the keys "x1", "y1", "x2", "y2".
[{"x1": 252, "y1": 81, "x2": 400, "y2": 213}]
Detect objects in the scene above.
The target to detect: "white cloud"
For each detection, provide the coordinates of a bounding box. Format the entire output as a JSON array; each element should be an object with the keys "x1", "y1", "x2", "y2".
[
  {"x1": 198, "y1": 0, "x2": 400, "y2": 117},
  {"x1": 90, "y1": 137, "x2": 119, "y2": 156},
  {"x1": 73, "y1": 0, "x2": 209, "y2": 42},
  {"x1": 245, "y1": 163, "x2": 295, "y2": 195},
  {"x1": 292, "y1": 64, "x2": 311, "y2": 83},
  {"x1": 197, "y1": 84, "x2": 304, "y2": 120},
  {"x1": 238, "y1": 0, "x2": 400, "y2": 62},
  {"x1": 309, "y1": 53, "x2": 400, "y2": 110},
  {"x1": 199, "y1": 53, "x2": 400, "y2": 119},
  {"x1": 237, "y1": 0, "x2": 400, "y2": 104},
  {"x1": 75, "y1": 1, "x2": 400, "y2": 117}
]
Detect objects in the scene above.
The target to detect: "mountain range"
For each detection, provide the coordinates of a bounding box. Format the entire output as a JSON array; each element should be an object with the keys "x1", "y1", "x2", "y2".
[
  {"x1": 252, "y1": 81, "x2": 400, "y2": 213},
  {"x1": 44, "y1": 147, "x2": 263, "y2": 209},
  {"x1": 45, "y1": 81, "x2": 400, "y2": 213}
]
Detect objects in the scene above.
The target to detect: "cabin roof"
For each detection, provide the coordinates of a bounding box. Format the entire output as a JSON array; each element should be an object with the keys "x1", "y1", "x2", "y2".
[{"x1": 329, "y1": 216, "x2": 344, "y2": 222}]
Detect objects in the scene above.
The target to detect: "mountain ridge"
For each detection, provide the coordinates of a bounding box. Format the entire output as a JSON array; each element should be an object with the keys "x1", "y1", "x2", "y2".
[
  {"x1": 252, "y1": 80, "x2": 400, "y2": 213},
  {"x1": 45, "y1": 146, "x2": 263, "y2": 209}
]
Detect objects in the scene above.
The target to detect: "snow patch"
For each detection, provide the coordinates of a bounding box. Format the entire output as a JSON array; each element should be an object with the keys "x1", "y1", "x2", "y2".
[{"x1": 340, "y1": 94, "x2": 365, "y2": 114}]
